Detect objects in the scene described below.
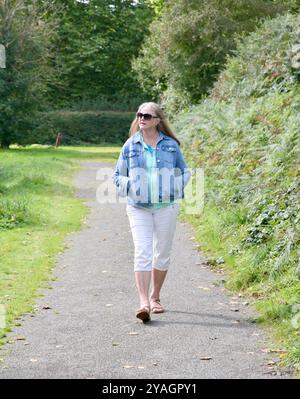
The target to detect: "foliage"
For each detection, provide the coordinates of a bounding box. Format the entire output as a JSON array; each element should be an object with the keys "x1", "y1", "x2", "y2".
[
  {"x1": 133, "y1": 0, "x2": 298, "y2": 113},
  {"x1": 0, "y1": 0, "x2": 155, "y2": 148},
  {"x1": 46, "y1": 0, "x2": 154, "y2": 107},
  {"x1": 211, "y1": 12, "x2": 300, "y2": 100},
  {"x1": 0, "y1": 197, "x2": 32, "y2": 229},
  {"x1": 173, "y1": 12, "x2": 300, "y2": 368},
  {"x1": 145, "y1": 0, "x2": 164, "y2": 15},
  {"x1": 60, "y1": 93, "x2": 148, "y2": 112},
  {"x1": 31, "y1": 110, "x2": 135, "y2": 145},
  {"x1": 0, "y1": 0, "x2": 59, "y2": 148}
]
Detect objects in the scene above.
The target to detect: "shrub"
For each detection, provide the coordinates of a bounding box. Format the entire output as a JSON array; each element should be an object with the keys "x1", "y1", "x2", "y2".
[
  {"x1": 0, "y1": 197, "x2": 33, "y2": 230},
  {"x1": 172, "y1": 14, "x2": 300, "y2": 363},
  {"x1": 31, "y1": 110, "x2": 135, "y2": 145}
]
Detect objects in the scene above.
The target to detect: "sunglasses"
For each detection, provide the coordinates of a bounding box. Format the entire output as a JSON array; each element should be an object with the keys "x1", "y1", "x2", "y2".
[{"x1": 136, "y1": 112, "x2": 159, "y2": 121}]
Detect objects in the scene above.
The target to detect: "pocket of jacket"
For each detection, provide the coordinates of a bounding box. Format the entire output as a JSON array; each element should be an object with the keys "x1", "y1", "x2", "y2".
[
  {"x1": 161, "y1": 145, "x2": 176, "y2": 165},
  {"x1": 126, "y1": 150, "x2": 140, "y2": 168}
]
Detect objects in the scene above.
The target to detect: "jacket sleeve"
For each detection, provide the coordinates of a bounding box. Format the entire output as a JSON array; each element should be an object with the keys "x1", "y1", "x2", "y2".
[
  {"x1": 174, "y1": 146, "x2": 191, "y2": 198},
  {"x1": 175, "y1": 146, "x2": 191, "y2": 186},
  {"x1": 112, "y1": 147, "x2": 130, "y2": 197}
]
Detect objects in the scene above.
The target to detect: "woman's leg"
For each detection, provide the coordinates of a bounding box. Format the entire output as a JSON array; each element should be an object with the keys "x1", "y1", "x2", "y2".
[
  {"x1": 150, "y1": 203, "x2": 179, "y2": 312},
  {"x1": 135, "y1": 271, "x2": 151, "y2": 309},
  {"x1": 150, "y1": 268, "x2": 168, "y2": 312},
  {"x1": 126, "y1": 205, "x2": 154, "y2": 315}
]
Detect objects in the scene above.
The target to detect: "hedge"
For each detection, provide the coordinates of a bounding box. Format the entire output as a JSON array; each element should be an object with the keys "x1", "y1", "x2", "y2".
[{"x1": 32, "y1": 110, "x2": 135, "y2": 145}]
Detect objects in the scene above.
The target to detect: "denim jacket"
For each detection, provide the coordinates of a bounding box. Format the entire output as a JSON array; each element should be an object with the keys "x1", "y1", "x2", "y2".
[{"x1": 112, "y1": 130, "x2": 191, "y2": 208}]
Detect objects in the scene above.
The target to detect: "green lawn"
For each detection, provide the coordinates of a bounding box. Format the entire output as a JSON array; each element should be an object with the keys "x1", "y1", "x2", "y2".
[{"x1": 0, "y1": 145, "x2": 120, "y2": 346}]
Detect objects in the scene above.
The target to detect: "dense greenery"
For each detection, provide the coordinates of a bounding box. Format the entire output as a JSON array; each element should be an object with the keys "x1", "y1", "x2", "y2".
[
  {"x1": 0, "y1": 0, "x2": 58, "y2": 148},
  {"x1": 174, "y1": 13, "x2": 300, "y2": 370},
  {"x1": 0, "y1": 0, "x2": 154, "y2": 147},
  {"x1": 45, "y1": 0, "x2": 154, "y2": 107},
  {"x1": 32, "y1": 110, "x2": 134, "y2": 145},
  {"x1": 2, "y1": 0, "x2": 298, "y2": 147},
  {"x1": 133, "y1": 0, "x2": 299, "y2": 113}
]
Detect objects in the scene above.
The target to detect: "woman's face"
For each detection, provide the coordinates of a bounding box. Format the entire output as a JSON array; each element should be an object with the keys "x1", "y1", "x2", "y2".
[{"x1": 137, "y1": 105, "x2": 160, "y2": 131}]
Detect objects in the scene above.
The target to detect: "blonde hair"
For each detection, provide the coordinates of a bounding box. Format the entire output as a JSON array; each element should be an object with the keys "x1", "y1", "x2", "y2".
[{"x1": 129, "y1": 102, "x2": 180, "y2": 146}]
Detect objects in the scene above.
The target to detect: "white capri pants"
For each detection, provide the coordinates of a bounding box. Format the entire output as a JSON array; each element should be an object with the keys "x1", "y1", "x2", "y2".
[{"x1": 126, "y1": 203, "x2": 180, "y2": 272}]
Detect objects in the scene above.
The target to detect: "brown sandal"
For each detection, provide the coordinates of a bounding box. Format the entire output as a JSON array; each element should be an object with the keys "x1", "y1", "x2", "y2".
[
  {"x1": 150, "y1": 299, "x2": 164, "y2": 314},
  {"x1": 136, "y1": 306, "x2": 151, "y2": 322}
]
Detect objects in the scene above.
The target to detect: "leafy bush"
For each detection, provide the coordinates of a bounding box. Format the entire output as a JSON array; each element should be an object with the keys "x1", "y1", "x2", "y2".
[
  {"x1": 133, "y1": 0, "x2": 295, "y2": 113},
  {"x1": 0, "y1": 197, "x2": 32, "y2": 230},
  {"x1": 0, "y1": 0, "x2": 59, "y2": 148},
  {"x1": 62, "y1": 95, "x2": 147, "y2": 113},
  {"x1": 173, "y1": 12, "x2": 300, "y2": 368},
  {"x1": 211, "y1": 13, "x2": 300, "y2": 101}
]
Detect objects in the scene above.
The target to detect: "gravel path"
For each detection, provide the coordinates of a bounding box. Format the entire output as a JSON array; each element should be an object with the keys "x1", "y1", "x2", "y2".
[{"x1": 0, "y1": 161, "x2": 293, "y2": 379}]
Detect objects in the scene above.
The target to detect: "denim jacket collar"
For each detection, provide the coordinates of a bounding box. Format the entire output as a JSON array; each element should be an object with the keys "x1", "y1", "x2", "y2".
[{"x1": 132, "y1": 130, "x2": 170, "y2": 145}]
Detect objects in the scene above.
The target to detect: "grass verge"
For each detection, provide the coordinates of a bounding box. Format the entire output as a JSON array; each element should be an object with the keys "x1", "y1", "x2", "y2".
[
  {"x1": 178, "y1": 195, "x2": 300, "y2": 377},
  {"x1": 0, "y1": 145, "x2": 120, "y2": 346}
]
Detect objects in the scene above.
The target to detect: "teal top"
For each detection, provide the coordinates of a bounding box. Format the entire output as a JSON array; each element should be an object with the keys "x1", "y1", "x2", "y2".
[{"x1": 141, "y1": 134, "x2": 174, "y2": 209}]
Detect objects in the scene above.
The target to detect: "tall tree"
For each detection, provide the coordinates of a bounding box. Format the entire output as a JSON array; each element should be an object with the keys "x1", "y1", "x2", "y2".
[
  {"x1": 0, "y1": 0, "x2": 58, "y2": 148},
  {"x1": 133, "y1": 0, "x2": 298, "y2": 112},
  {"x1": 47, "y1": 0, "x2": 154, "y2": 106}
]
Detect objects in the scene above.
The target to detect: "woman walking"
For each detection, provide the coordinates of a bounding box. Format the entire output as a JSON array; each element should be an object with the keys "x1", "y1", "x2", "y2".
[{"x1": 112, "y1": 102, "x2": 191, "y2": 323}]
